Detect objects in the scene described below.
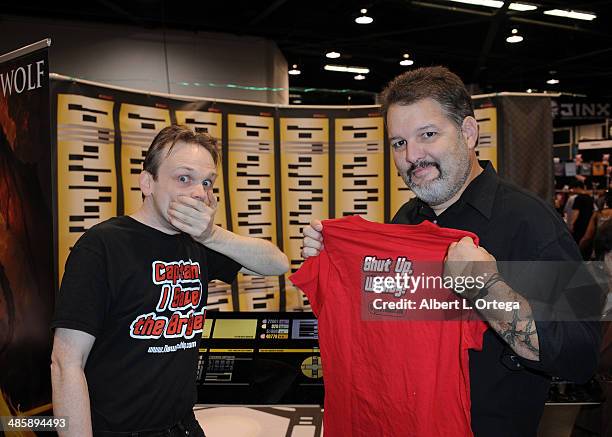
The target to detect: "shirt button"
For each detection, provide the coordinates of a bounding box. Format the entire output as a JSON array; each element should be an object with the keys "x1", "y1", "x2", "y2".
[{"x1": 433, "y1": 220, "x2": 437, "y2": 224}]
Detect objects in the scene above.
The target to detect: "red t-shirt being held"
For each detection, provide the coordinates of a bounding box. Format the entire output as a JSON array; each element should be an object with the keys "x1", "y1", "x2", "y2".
[{"x1": 290, "y1": 215, "x2": 488, "y2": 437}]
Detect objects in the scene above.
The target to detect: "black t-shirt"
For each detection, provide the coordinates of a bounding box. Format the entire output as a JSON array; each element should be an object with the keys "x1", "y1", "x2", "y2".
[
  {"x1": 51, "y1": 216, "x2": 241, "y2": 433},
  {"x1": 572, "y1": 193, "x2": 594, "y2": 242}
]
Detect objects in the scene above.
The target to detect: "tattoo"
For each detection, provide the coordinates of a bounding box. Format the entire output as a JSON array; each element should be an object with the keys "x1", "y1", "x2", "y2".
[
  {"x1": 499, "y1": 309, "x2": 540, "y2": 356},
  {"x1": 473, "y1": 277, "x2": 540, "y2": 360},
  {"x1": 521, "y1": 319, "x2": 540, "y2": 355},
  {"x1": 499, "y1": 308, "x2": 520, "y2": 346}
]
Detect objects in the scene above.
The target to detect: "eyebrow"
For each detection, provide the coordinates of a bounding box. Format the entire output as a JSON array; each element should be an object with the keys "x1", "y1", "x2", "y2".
[
  {"x1": 389, "y1": 123, "x2": 441, "y2": 141},
  {"x1": 175, "y1": 166, "x2": 217, "y2": 178},
  {"x1": 416, "y1": 123, "x2": 438, "y2": 131}
]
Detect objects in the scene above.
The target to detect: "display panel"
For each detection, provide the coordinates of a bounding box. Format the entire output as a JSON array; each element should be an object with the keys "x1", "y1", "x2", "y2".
[
  {"x1": 119, "y1": 103, "x2": 171, "y2": 215},
  {"x1": 56, "y1": 94, "x2": 116, "y2": 280},
  {"x1": 197, "y1": 312, "x2": 322, "y2": 404},
  {"x1": 334, "y1": 117, "x2": 385, "y2": 221},
  {"x1": 280, "y1": 116, "x2": 330, "y2": 311},
  {"x1": 474, "y1": 106, "x2": 498, "y2": 169}
]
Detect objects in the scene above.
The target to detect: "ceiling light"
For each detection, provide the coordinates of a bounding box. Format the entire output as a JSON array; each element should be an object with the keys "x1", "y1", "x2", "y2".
[
  {"x1": 546, "y1": 70, "x2": 559, "y2": 85},
  {"x1": 399, "y1": 53, "x2": 414, "y2": 66},
  {"x1": 526, "y1": 88, "x2": 533, "y2": 93},
  {"x1": 544, "y1": 9, "x2": 596, "y2": 21},
  {"x1": 446, "y1": 1, "x2": 537, "y2": 11},
  {"x1": 508, "y1": 3, "x2": 537, "y2": 11},
  {"x1": 506, "y1": 28, "x2": 523, "y2": 43},
  {"x1": 288, "y1": 64, "x2": 301, "y2": 75},
  {"x1": 355, "y1": 8, "x2": 374, "y2": 24},
  {"x1": 324, "y1": 64, "x2": 370, "y2": 74},
  {"x1": 293, "y1": 99, "x2": 302, "y2": 104},
  {"x1": 354, "y1": 74, "x2": 366, "y2": 80},
  {"x1": 326, "y1": 51, "x2": 341, "y2": 59}
]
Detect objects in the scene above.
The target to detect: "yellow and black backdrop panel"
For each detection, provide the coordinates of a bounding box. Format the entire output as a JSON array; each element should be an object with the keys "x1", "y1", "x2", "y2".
[
  {"x1": 278, "y1": 108, "x2": 332, "y2": 311},
  {"x1": 226, "y1": 110, "x2": 280, "y2": 311},
  {"x1": 56, "y1": 94, "x2": 116, "y2": 280},
  {"x1": 334, "y1": 115, "x2": 385, "y2": 222},
  {"x1": 119, "y1": 103, "x2": 171, "y2": 215},
  {"x1": 175, "y1": 105, "x2": 233, "y2": 310},
  {"x1": 474, "y1": 104, "x2": 499, "y2": 170},
  {"x1": 53, "y1": 79, "x2": 534, "y2": 311}
]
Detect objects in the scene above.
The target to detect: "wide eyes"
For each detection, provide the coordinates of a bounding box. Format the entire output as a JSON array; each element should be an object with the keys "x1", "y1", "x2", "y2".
[{"x1": 178, "y1": 175, "x2": 213, "y2": 188}]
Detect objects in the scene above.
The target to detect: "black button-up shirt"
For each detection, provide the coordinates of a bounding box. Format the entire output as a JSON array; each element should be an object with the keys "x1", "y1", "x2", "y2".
[{"x1": 391, "y1": 161, "x2": 601, "y2": 437}]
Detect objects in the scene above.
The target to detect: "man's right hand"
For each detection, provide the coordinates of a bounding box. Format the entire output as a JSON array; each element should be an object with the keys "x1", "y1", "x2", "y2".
[{"x1": 301, "y1": 219, "x2": 324, "y2": 259}]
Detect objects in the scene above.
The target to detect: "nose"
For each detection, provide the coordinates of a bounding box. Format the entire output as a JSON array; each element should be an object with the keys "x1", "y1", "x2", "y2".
[
  {"x1": 190, "y1": 183, "x2": 207, "y2": 201},
  {"x1": 403, "y1": 139, "x2": 426, "y2": 165}
]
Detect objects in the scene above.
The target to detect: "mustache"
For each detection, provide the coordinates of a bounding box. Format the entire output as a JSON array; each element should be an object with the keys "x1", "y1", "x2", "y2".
[{"x1": 407, "y1": 160, "x2": 440, "y2": 177}]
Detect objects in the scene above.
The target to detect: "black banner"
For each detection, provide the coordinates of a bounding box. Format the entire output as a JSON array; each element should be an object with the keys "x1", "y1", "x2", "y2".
[{"x1": 0, "y1": 41, "x2": 54, "y2": 430}]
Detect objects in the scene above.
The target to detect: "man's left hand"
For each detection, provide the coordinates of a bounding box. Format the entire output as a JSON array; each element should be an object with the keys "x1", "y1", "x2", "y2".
[{"x1": 168, "y1": 191, "x2": 217, "y2": 242}]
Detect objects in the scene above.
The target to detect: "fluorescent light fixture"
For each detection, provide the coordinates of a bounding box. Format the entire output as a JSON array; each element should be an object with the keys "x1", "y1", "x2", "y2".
[
  {"x1": 326, "y1": 51, "x2": 341, "y2": 59},
  {"x1": 446, "y1": 1, "x2": 537, "y2": 11},
  {"x1": 288, "y1": 64, "x2": 301, "y2": 75},
  {"x1": 506, "y1": 28, "x2": 523, "y2": 43},
  {"x1": 324, "y1": 64, "x2": 370, "y2": 74},
  {"x1": 355, "y1": 8, "x2": 374, "y2": 24},
  {"x1": 544, "y1": 9, "x2": 596, "y2": 21},
  {"x1": 508, "y1": 3, "x2": 537, "y2": 11},
  {"x1": 448, "y1": 0, "x2": 502, "y2": 7},
  {"x1": 546, "y1": 78, "x2": 559, "y2": 85},
  {"x1": 354, "y1": 74, "x2": 366, "y2": 80},
  {"x1": 293, "y1": 99, "x2": 302, "y2": 104}
]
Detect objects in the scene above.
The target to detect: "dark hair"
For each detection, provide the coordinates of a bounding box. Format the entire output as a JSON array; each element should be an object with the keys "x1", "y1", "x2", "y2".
[
  {"x1": 569, "y1": 179, "x2": 585, "y2": 190},
  {"x1": 594, "y1": 219, "x2": 612, "y2": 260},
  {"x1": 380, "y1": 66, "x2": 475, "y2": 128},
  {"x1": 143, "y1": 125, "x2": 219, "y2": 179}
]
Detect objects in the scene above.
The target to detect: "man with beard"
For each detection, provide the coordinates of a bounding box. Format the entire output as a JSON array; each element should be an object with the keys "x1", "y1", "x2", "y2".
[{"x1": 301, "y1": 66, "x2": 601, "y2": 436}]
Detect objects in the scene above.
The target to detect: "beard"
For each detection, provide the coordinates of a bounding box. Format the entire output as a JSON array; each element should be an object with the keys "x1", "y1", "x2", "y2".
[{"x1": 401, "y1": 136, "x2": 472, "y2": 206}]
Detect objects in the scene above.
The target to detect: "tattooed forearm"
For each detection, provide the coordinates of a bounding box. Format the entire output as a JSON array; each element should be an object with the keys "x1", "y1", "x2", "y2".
[{"x1": 472, "y1": 280, "x2": 540, "y2": 361}]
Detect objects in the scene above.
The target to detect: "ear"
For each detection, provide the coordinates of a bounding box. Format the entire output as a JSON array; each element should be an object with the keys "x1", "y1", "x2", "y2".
[
  {"x1": 139, "y1": 170, "x2": 154, "y2": 197},
  {"x1": 461, "y1": 116, "x2": 479, "y2": 150}
]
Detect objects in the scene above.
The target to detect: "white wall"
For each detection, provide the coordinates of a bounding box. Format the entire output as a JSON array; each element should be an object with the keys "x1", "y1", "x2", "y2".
[{"x1": 0, "y1": 15, "x2": 288, "y2": 104}]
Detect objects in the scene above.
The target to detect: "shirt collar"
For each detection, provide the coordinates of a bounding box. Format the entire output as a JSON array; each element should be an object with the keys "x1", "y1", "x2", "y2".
[
  {"x1": 459, "y1": 160, "x2": 498, "y2": 220},
  {"x1": 413, "y1": 160, "x2": 498, "y2": 221}
]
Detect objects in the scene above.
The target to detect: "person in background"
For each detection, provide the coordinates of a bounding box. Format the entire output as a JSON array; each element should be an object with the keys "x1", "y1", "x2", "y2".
[
  {"x1": 569, "y1": 180, "x2": 594, "y2": 258},
  {"x1": 563, "y1": 187, "x2": 578, "y2": 224},
  {"x1": 580, "y1": 190, "x2": 612, "y2": 260},
  {"x1": 593, "y1": 220, "x2": 611, "y2": 435}
]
